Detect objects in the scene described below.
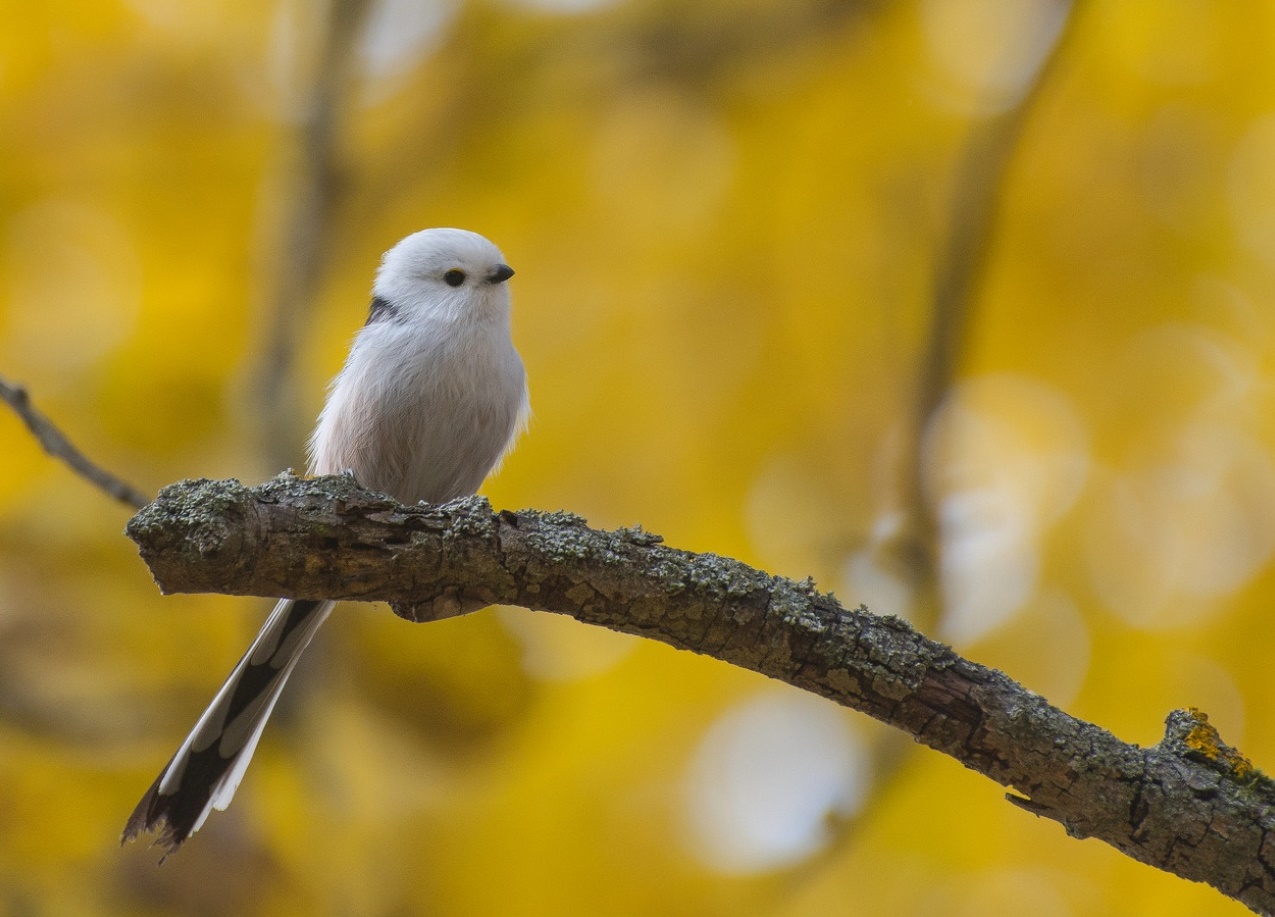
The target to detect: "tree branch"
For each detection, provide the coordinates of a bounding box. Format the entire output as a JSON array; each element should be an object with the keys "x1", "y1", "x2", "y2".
[
  {"x1": 0, "y1": 375, "x2": 150, "y2": 510},
  {"x1": 126, "y1": 474, "x2": 1275, "y2": 915}
]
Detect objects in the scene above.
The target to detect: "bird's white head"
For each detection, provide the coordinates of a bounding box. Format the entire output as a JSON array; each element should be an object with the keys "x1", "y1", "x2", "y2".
[{"x1": 371, "y1": 227, "x2": 515, "y2": 323}]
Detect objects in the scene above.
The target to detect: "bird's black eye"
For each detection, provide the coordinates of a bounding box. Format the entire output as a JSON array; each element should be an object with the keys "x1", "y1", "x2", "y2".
[{"x1": 443, "y1": 269, "x2": 466, "y2": 287}]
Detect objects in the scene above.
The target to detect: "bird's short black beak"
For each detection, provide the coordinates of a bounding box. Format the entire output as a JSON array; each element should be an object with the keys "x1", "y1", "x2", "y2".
[{"x1": 488, "y1": 264, "x2": 515, "y2": 284}]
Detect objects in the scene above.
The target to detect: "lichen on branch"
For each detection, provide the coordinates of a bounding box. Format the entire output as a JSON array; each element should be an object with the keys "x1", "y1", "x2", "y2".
[{"x1": 127, "y1": 474, "x2": 1275, "y2": 916}]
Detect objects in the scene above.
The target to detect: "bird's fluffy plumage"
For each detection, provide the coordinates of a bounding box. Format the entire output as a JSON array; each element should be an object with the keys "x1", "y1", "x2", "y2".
[
  {"x1": 312, "y1": 229, "x2": 528, "y2": 502},
  {"x1": 123, "y1": 228, "x2": 528, "y2": 854}
]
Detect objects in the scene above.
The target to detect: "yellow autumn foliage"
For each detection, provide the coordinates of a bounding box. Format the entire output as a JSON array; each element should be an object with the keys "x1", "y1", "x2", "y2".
[{"x1": 0, "y1": 1, "x2": 1268, "y2": 915}]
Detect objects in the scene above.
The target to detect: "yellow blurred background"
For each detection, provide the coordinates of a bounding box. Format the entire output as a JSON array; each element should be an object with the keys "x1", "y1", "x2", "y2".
[{"x1": 0, "y1": 0, "x2": 1270, "y2": 914}]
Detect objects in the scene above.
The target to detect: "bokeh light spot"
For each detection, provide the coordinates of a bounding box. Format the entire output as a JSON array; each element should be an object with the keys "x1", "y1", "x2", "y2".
[{"x1": 681, "y1": 690, "x2": 869, "y2": 874}]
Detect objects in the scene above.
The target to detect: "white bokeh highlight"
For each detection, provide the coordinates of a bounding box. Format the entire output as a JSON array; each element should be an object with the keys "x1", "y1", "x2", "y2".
[
  {"x1": 681, "y1": 690, "x2": 869, "y2": 874},
  {"x1": 924, "y1": 374, "x2": 1090, "y2": 645},
  {"x1": 359, "y1": 0, "x2": 459, "y2": 85},
  {"x1": 1082, "y1": 319, "x2": 1275, "y2": 628},
  {"x1": 920, "y1": 0, "x2": 1071, "y2": 114},
  {"x1": 1085, "y1": 423, "x2": 1275, "y2": 627}
]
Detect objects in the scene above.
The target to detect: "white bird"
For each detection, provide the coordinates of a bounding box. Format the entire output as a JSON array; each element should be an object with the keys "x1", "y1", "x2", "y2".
[{"x1": 123, "y1": 228, "x2": 529, "y2": 854}]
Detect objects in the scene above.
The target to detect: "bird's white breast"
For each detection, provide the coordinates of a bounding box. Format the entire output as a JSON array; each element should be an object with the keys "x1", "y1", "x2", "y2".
[{"x1": 309, "y1": 311, "x2": 527, "y2": 504}]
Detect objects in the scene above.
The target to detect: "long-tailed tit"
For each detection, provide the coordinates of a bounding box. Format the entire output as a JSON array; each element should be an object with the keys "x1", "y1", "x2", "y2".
[{"x1": 123, "y1": 228, "x2": 529, "y2": 854}]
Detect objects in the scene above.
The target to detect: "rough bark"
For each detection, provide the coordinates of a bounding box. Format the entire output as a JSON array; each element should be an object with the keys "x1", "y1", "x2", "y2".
[{"x1": 126, "y1": 474, "x2": 1275, "y2": 915}]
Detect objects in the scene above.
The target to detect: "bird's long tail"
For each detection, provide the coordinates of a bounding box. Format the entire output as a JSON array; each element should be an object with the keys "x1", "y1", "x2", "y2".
[{"x1": 122, "y1": 598, "x2": 335, "y2": 856}]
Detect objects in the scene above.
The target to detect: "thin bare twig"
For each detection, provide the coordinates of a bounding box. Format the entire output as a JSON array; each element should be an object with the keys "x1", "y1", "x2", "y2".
[{"x1": 0, "y1": 375, "x2": 149, "y2": 509}]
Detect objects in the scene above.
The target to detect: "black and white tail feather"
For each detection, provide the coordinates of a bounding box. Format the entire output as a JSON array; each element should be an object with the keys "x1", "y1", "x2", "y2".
[
  {"x1": 122, "y1": 598, "x2": 333, "y2": 853},
  {"x1": 123, "y1": 228, "x2": 528, "y2": 855}
]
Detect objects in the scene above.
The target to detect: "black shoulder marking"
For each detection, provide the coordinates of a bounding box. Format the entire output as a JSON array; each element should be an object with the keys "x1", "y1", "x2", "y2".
[{"x1": 366, "y1": 295, "x2": 399, "y2": 324}]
